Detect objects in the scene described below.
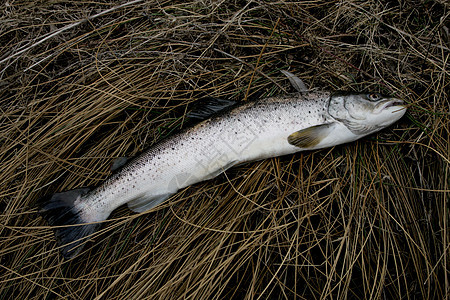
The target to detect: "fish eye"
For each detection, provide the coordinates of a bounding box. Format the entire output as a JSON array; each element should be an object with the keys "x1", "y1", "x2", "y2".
[{"x1": 368, "y1": 93, "x2": 382, "y2": 101}]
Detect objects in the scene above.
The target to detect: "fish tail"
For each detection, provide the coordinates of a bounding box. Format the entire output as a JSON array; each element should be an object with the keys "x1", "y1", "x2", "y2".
[{"x1": 39, "y1": 187, "x2": 99, "y2": 259}]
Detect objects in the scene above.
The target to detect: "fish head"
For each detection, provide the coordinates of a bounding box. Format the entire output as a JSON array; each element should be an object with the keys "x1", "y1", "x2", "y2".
[{"x1": 327, "y1": 92, "x2": 406, "y2": 135}]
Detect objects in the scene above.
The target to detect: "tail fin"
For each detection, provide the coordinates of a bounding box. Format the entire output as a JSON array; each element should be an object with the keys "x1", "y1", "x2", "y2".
[{"x1": 39, "y1": 188, "x2": 99, "y2": 259}]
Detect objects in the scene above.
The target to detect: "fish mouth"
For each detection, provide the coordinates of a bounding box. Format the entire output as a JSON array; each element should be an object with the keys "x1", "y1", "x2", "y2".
[{"x1": 375, "y1": 98, "x2": 405, "y2": 113}]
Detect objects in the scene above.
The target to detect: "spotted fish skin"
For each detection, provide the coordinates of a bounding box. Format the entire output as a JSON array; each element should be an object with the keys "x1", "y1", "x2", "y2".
[
  {"x1": 39, "y1": 88, "x2": 406, "y2": 258},
  {"x1": 82, "y1": 92, "x2": 334, "y2": 216}
]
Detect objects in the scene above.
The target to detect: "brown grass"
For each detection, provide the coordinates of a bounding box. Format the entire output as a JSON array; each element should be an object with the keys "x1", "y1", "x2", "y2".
[{"x1": 0, "y1": 0, "x2": 448, "y2": 299}]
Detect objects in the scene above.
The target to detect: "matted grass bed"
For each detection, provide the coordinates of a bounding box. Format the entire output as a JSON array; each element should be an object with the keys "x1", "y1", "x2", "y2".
[{"x1": 0, "y1": 1, "x2": 448, "y2": 299}]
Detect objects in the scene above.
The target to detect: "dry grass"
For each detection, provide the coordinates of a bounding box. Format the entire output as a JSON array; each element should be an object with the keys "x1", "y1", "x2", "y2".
[{"x1": 0, "y1": 0, "x2": 448, "y2": 299}]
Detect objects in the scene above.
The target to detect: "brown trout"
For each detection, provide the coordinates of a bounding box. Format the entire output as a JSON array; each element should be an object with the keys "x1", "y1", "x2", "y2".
[{"x1": 40, "y1": 73, "x2": 406, "y2": 258}]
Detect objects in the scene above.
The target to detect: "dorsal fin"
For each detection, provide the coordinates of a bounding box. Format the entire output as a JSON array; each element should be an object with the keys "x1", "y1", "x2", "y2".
[
  {"x1": 110, "y1": 157, "x2": 128, "y2": 172},
  {"x1": 280, "y1": 70, "x2": 308, "y2": 92},
  {"x1": 187, "y1": 97, "x2": 236, "y2": 121}
]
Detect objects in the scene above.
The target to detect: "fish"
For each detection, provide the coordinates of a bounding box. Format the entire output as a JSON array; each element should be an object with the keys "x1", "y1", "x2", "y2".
[{"x1": 39, "y1": 73, "x2": 407, "y2": 258}]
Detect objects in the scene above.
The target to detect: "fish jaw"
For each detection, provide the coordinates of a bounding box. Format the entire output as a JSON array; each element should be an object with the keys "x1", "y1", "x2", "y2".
[
  {"x1": 373, "y1": 98, "x2": 405, "y2": 114},
  {"x1": 369, "y1": 98, "x2": 406, "y2": 128}
]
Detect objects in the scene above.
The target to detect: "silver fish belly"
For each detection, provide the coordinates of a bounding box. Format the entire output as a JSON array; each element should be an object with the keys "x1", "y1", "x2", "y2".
[{"x1": 39, "y1": 89, "x2": 406, "y2": 258}]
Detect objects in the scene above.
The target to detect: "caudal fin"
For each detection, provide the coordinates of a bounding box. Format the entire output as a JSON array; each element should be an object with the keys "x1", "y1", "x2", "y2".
[{"x1": 39, "y1": 188, "x2": 99, "y2": 259}]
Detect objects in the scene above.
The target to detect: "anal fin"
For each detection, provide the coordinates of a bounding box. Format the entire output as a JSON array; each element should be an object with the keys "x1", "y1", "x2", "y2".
[{"x1": 127, "y1": 194, "x2": 173, "y2": 213}]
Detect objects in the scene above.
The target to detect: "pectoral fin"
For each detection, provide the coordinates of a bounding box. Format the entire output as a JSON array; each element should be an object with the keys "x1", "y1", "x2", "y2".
[{"x1": 288, "y1": 123, "x2": 335, "y2": 148}]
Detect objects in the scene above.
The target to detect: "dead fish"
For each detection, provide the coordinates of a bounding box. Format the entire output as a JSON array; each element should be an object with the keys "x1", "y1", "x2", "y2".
[{"x1": 39, "y1": 73, "x2": 406, "y2": 258}]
